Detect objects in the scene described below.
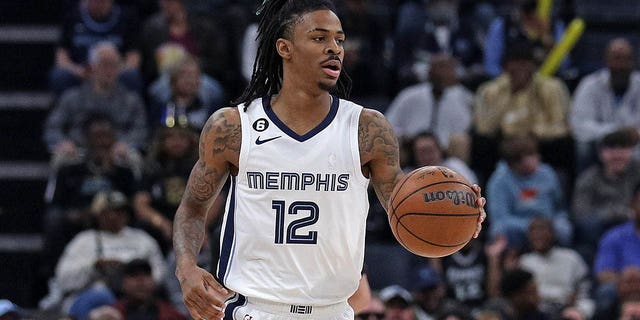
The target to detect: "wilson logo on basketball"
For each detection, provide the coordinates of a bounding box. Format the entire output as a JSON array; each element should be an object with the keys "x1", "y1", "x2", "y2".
[{"x1": 423, "y1": 190, "x2": 477, "y2": 208}]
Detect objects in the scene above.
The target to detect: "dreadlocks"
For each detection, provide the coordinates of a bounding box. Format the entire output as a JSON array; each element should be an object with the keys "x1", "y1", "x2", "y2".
[{"x1": 232, "y1": 0, "x2": 352, "y2": 111}]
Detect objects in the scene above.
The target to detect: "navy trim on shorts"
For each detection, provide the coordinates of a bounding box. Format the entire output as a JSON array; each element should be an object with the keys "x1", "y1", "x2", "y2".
[{"x1": 224, "y1": 293, "x2": 247, "y2": 320}]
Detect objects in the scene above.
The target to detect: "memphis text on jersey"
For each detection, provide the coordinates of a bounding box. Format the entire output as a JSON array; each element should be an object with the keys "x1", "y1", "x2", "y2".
[{"x1": 246, "y1": 171, "x2": 350, "y2": 192}]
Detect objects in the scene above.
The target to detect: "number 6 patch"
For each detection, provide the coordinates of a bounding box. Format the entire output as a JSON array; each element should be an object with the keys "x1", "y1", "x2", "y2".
[{"x1": 252, "y1": 118, "x2": 269, "y2": 132}]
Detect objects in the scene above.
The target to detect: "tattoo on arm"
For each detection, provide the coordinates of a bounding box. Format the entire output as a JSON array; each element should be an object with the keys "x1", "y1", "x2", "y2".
[
  {"x1": 359, "y1": 110, "x2": 403, "y2": 210},
  {"x1": 174, "y1": 108, "x2": 239, "y2": 268}
]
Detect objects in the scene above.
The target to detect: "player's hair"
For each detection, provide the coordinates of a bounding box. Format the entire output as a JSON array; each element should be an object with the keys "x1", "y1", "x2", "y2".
[{"x1": 232, "y1": 0, "x2": 352, "y2": 110}]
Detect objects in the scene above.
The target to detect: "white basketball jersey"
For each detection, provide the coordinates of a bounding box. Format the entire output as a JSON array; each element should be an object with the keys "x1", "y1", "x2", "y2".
[{"x1": 217, "y1": 96, "x2": 370, "y2": 306}]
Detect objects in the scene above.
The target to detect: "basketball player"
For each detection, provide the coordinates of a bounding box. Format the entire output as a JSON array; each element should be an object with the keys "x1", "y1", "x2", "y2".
[{"x1": 173, "y1": 1, "x2": 487, "y2": 319}]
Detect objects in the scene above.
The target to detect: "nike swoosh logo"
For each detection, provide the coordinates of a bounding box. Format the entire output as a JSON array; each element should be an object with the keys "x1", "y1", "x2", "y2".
[{"x1": 255, "y1": 136, "x2": 282, "y2": 145}]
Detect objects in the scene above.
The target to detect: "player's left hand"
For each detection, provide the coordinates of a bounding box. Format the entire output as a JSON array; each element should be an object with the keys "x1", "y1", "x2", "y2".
[{"x1": 471, "y1": 184, "x2": 487, "y2": 238}]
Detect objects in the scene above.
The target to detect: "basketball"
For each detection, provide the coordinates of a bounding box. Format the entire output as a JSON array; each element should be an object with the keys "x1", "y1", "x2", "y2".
[{"x1": 388, "y1": 166, "x2": 480, "y2": 258}]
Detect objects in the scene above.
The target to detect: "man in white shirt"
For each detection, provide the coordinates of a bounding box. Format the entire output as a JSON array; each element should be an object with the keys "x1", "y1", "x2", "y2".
[
  {"x1": 385, "y1": 54, "x2": 473, "y2": 153},
  {"x1": 570, "y1": 38, "x2": 640, "y2": 173}
]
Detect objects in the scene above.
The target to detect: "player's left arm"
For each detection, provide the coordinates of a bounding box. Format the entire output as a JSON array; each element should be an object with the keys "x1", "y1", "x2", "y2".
[
  {"x1": 358, "y1": 109, "x2": 486, "y2": 237},
  {"x1": 358, "y1": 108, "x2": 404, "y2": 212}
]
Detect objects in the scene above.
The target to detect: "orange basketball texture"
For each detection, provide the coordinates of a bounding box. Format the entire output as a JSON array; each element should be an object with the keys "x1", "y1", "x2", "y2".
[{"x1": 388, "y1": 166, "x2": 480, "y2": 258}]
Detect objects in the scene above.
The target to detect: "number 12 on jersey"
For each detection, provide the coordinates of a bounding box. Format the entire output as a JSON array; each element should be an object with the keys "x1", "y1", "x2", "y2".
[{"x1": 272, "y1": 200, "x2": 319, "y2": 244}]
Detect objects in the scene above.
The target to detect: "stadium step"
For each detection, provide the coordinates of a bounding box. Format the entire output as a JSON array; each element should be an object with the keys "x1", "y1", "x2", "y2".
[
  {"x1": 0, "y1": 1, "x2": 62, "y2": 309},
  {"x1": 0, "y1": 1, "x2": 64, "y2": 25},
  {"x1": 0, "y1": 95, "x2": 52, "y2": 161},
  {"x1": 0, "y1": 162, "x2": 49, "y2": 234},
  {"x1": 0, "y1": 41, "x2": 56, "y2": 91}
]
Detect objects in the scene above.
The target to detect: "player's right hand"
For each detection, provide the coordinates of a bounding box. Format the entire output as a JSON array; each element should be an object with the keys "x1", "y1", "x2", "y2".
[{"x1": 177, "y1": 265, "x2": 230, "y2": 320}]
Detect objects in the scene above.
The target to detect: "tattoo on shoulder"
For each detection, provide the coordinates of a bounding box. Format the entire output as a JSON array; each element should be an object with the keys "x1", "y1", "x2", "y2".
[
  {"x1": 200, "y1": 108, "x2": 241, "y2": 158},
  {"x1": 359, "y1": 110, "x2": 399, "y2": 166}
]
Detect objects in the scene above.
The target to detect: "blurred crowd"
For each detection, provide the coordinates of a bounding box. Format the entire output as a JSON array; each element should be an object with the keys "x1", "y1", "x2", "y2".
[{"x1": 3, "y1": 0, "x2": 640, "y2": 319}]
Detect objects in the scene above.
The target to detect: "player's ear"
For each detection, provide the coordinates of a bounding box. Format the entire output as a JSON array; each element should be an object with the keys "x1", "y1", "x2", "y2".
[{"x1": 276, "y1": 38, "x2": 292, "y2": 60}]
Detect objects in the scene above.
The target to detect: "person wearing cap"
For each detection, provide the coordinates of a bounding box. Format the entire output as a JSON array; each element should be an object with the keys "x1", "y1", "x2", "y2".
[
  {"x1": 355, "y1": 294, "x2": 385, "y2": 320},
  {"x1": 40, "y1": 191, "x2": 166, "y2": 315},
  {"x1": 411, "y1": 266, "x2": 470, "y2": 320},
  {"x1": 379, "y1": 285, "x2": 422, "y2": 320},
  {"x1": 473, "y1": 40, "x2": 572, "y2": 185}
]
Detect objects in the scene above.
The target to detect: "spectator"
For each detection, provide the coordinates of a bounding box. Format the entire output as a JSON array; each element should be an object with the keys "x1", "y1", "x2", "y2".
[
  {"x1": 41, "y1": 114, "x2": 138, "y2": 280},
  {"x1": 112, "y1": 259, "x2": 186, "y2": 320},
  {"x1": 139, "y1": 0, "x2": 239, "y2": 95},
  {"x1": 411, "y1": 266, "x2": 467, "y2": 320},
  {"x1": 334, "y1": 0, "x2": 392, "y2": 100},
  {"x1": 379, "y1": 285, "x2": 423, "y2": 320},
  {"x1": 572, "y1": 129, "x2": 640, "y2": 263},
  {"x1": 435, "y1": 308, "x2": 472, "y2": 320},
  {"x1": 437, "y1": 240, "x2": 488, "y2": 312},
  {"x1": 393, "y1": 0, "x2": 483, "y2": 89},
  {"x1": 407, "y1": 131, "x2": 477, "y2": 185},
  {"x1": 473, "y1": 40, "x2": 572, "y2": 184},
  {"x1": 499, "y1": 268, "x2": 552, "y2": 320},
  {"x1": 613, "y1": 268, "x2": 640, "y2": 320},
  {"x1": 0, "y1": 299, "x2": 27, "y2": 320},
  {"x1": 592, "y1": 267, "x2": 640, "y2": 320},
  {"x1": 68, "y1": 287, "x2": 117, "y2": 320},
  {"x1": 40, "y1": 191, "x2": 166, "y2": 314},
  {"x1": 149, "y1": 49, "x2": 225, "y2": 108},
  {"x1": 147, "y1": 54, "x2": 222, "y2": 133},
  {"x1": 486, "y1": 134, "x2": 572, "y2": 248},
  {"x1": 570, "y1": 38, "x2": 640, "y2": 173},
  {"x1": 519, "y1": 217, "x2": 594, "y2": 319},
  {"x1": 483, "y1": 0, "x2": 567, "y2": 78},
  {"x1": 484, "y1": 235, "x2": 520, "y2": 301},
  {"x1": 133, "y1": 125, "x2": 198, "y2": 253},
  {"x1": 593, "y1": 183, "x2": 640, "y2": 318},
  {"x1": 43, "y1": 41, "x2": 148, "y2": 167},
  {"x1": 355, "y1": 294, "x2": 385, "y2": 320},
  {"x1": 619, "y1": 299, "x2": 640, "y2": 320},
  {"x1": 49, "y1": 0, "x2": 142, "y2": 95},
  {"x1": 386, "y1": 54, "x2": 474, "y2": 153},
  {"x1": 87, "y1": 306, "x2": 122, "y2": 320}
]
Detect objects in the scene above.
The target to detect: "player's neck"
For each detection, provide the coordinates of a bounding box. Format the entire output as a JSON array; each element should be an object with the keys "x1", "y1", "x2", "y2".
[{"x1": 270, "y1": 90, "x2": 333, "y2": 134}]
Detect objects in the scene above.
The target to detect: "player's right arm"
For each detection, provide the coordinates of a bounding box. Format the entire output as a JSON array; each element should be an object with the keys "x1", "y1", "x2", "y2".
[{"x1": 173, "y1": 107, "x2": 241, "y2": 320}]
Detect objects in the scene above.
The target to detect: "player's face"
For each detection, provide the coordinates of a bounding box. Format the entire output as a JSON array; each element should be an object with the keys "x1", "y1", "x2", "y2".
[{"x1": 288, "y1": 10, "x2": 345, "y2": 91}]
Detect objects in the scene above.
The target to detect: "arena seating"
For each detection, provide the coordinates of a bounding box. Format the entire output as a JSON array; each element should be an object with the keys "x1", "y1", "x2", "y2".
[{"x1": 0, "y1": 0, "x2": 62, "y2": 307}]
